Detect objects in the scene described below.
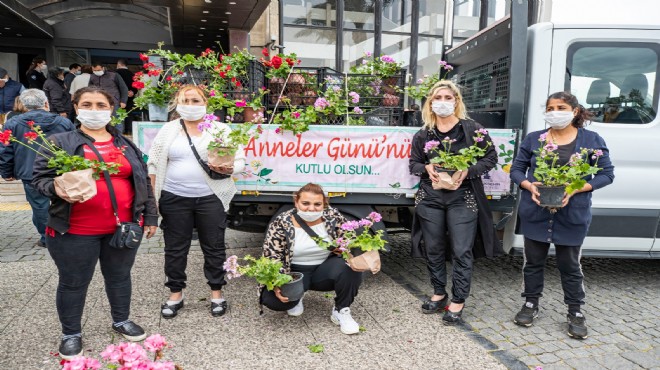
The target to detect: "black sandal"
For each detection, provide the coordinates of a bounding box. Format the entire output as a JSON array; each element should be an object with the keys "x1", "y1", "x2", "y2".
[
  {"x1": 211, "y1": 300, "x2": 228, "y2": 317},
  {"x1": 161, "y1": 300, "x2": 184, "y2": 319},
  {"x1": 421, "y1": 295, "x2": 448, "y2": 314},
  {"x1": 442, "y1": 307, "x2": 464, "y2": 325}
]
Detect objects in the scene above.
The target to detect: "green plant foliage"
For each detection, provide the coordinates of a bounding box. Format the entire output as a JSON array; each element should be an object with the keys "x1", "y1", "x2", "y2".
[{"x1": 237, "y1": 255, "x2": 293, "y2": 291}]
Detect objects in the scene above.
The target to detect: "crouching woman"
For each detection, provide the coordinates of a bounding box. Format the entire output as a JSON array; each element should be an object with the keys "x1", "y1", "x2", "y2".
[{"x1": 260, "y1": 183, "x2": 364, "y2": 335}]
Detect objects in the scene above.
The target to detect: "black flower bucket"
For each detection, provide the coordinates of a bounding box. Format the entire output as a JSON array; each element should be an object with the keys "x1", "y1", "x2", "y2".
[
  {"x1": 279, "y1": 272, "x2": 304, "y2": 301},
  {"x1": 538, "y1": 185, "x2": 565, "y2": 208}
]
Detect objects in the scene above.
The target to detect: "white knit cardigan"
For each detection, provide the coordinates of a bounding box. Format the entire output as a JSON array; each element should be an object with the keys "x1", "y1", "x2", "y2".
[{"x1": 147, "y1": 119, "x2": 246, "y2": 210}]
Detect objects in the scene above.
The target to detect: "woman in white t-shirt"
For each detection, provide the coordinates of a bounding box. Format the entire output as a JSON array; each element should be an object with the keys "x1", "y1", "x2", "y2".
[
  {"x1": 147, "y1": 85, "x2": 245, "y2": 319},
  {"x1": 261, "y1": 183, "x2": 364, "y2": 335}
]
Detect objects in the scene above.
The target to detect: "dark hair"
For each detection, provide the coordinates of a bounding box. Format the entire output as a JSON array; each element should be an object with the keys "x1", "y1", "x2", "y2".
[
  {"x1": 546, "y1": 91, "x2": 593, "y2": 128},
  {"x1": 81, "y1": 65, "x2": 93, "y2": 74},
  {"x1": 293, "y1": 183, "x2": 329, "y2": 208},
  {"x1": 91, "y1": 61, "x2": 104, "y2": 68},
  {"x1": 47, "y1": 67, "x2": 64, "y2": 80},
  {"x1": 26, "y1": 56, "x2": 46, "y2": 75},
  {"x1": 117, "y1": 59, "x2": 127, "y2": 66},
  {"x1": 72, "y1": 86, "x2": 115, "y2": 107},
  {"x1": 69, "y1": 63, "x2": 81, "y2": 70}
]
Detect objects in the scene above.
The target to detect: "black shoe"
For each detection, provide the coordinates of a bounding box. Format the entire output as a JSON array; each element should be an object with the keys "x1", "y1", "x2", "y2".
[
  {"x1": 161, "y1": 300, "x2": 184, "y2": 319},
  {"x1": 442, "y1": 307, "x2": 463, "y2": 325},
  {"x1": 211, "y1": 300, "x2": 228, "y2": 317},
  {"x1": 567, "y1": 312, "x2": 588, "y2": 339},
  {"x1": 58, "y1": 336, "x2": 83, "y2": 360},
  {"x1": 514, "y1": 302, "x2": 539, "y2": 327},
  {"x1": 35, "y1": 241, "x2": 46, "y2": 248},
  {"x1": 112, "y1": 321, "x2": 147, "y2": 342},
  {"x1": 421, "y1": 295, "x2": 448, "y2": 314}
]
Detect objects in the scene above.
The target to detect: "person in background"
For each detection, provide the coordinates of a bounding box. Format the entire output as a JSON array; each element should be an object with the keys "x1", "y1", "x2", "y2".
[
  {"x1": 89, "y1": 62, "x2": 128, "y2": 112},
  {"x1": 31, "y1": 86, "x2": 158, "y2": 360},
  {"x1": 409, "y1": 80, "x2": 500, "y2": 325},
  {"x1": 69, "y1": 65, "x2": 92, "y2": 96},
  {"x1": 115, "y1": 59, "x2": 136, "y2": 135},
  {"x1": 260, "y1": 183, "x2": 364, "y2": 335},
  {"x1": 147, "y1": 85, "x2": 244, "y2": 319},
  {"x1": 510, "y1": 91, "x2": 615, "y2": 339},
  {"x1": 63, "y1": 63, "x2": 82, "y2": 91},
  {"x1": 0, "y1": 89, "x2": 75, "y2": 248},
  {"x1": 26, "y1": 57, "x2": 48, "y2": 89},
  {"x1": 0, "y1": 67, "x2": 25, "y2": 125},
  {"x1": 5, "y1": 96, "x2": 28, "y2": 121},
  {"x1": 43, "y1": 67, "x2": 73, "y2": 119}
]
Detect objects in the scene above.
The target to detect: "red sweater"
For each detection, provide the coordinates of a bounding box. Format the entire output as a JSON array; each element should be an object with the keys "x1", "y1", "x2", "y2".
[{"x1": 68, "y1": 139, "x2": 135, "y2": 235}]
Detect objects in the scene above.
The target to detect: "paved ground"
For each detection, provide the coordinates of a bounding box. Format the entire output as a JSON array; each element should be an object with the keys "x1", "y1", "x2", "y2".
[{"x1": 1, "y1": 207, "x2": 659, "y2": 369}]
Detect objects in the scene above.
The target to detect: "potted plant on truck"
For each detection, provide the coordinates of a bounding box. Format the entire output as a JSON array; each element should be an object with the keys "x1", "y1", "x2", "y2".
[
  {"x1": 424, "y1": 128, "x2": 492, "y2": 190},
  {"x1": 223, "y1": 255, "x2": 304, "y2": 301},
  {"x1": 532, "y1": 132, "x2": 603, "y2": 208}
]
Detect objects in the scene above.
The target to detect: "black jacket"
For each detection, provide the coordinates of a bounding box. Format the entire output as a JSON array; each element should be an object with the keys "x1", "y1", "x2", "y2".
[
  {"x1": 0, "y1": 110, "x2": 75, "y2": 181},
  {"x1": 27, "y1": 69, "x2": 46, "y2": 89},
  {"x1": 31, "y1": 127, "x2": 159, "y2": 234},
  {"x1": 409, "y1": 119, "x2": 503, "y2": 259},
  {"x1": 43, "y1": 77, "x2": 73, "y2": 116}
]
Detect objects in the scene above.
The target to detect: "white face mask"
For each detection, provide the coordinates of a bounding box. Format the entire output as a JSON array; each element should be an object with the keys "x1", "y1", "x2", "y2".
[
  {"x1": 93, "y1": 71, "x2": 104, "y2": 77},
  {"x1": 297, "y1": 210, "x2": 323, "y2": 222},
  {"x1": 40, "y1": 64, "x2": 48, "y2": 72},
  {"x1": 176, "y1": 105, "x2": 207, "y2": 121},
  {"x1": 74, "y1": 70, "x2": 82, "y2": 75},
  {"x1": 431, "y1": 101, "x2": 455, "y2": 117},
  {"x1": 544, "y1": 111, "x2": 574, "y2": 129},
  {"x1": 0, "y1": 78, "x2": 8, "y2": 83},
  {"x1": 77, "y1": 109, "x2": 112, "y2": 129}
]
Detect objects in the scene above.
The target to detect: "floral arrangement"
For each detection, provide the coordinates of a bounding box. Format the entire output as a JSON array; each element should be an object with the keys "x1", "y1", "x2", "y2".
[
  {"x1": 315, "y1": 212, "x2": 387, "y2": 260},
  {"x1": 59, "y1": 334, "x2": 180, "y2": 370},
  {"x1": 350, "y1": 52, "x2": 403, "y2": 78},
  {"x1": 425, "y1": 128, "x2": 491, "y2": 171},
  {"x1": 533, "y1": 132, "x2": 603, "y2": 194},
  {"x1": 198, "y1": 113, "x2": 261, "y2": 157},
  {"x1": 0, "y1": 122, "x2": 120, "y2": 179},
  {"x1": 405, "y1": 60, "x2": 454, "y2": 102},
  {"x1": 223, "y1": 255, "x2": 292, "y2": 291},
  {"x1": 260, "y1": 48, "x2": 301, "y2": 80}
]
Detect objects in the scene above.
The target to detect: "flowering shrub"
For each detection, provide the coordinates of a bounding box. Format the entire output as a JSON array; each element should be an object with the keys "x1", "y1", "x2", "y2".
[
  {"x1": 59, "y1": 334, "x2": 180, "y2": 370},
  {"x1": 315, "y1": 212, "x2": 387, "y2": 261},
  {"x1": 261, "y1": 49, "x2": 301, "y2": 80},
  {"x1": 350, "y1": 52, "x2": 403, "y2": 78},
  {"x1": 198, "y1": 113, "x2": 261, "y2": 156},
  {"x1": 533, "y1": 132, "x2": 603, "y2": 194},
  {"x1": 0, "y1": 122, "x2": 119, "y2": 179},
  {"x1": 223, "y1": 255, "x2": 292, "y2": 291},
  {"x1": 271, "y1": 101, "x2": 319, "y2": 135},
  {"x1": 405, "y1": 60, "x2": 454, "y2": 102},
  {"x1": 425, "y1": 128, "x2": 491, "y2": 171}
]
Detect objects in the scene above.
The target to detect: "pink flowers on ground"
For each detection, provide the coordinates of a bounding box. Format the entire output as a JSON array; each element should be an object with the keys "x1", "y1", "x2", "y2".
[
  {"x1": 61, "y1": 356, "x2": 101, "y2": 370},
  {"x1": 144, "y1": 334, "x2": 167, "y2": 353},
  {"x1": 424, "y1": 140, "x2": 440, "y2": 153},
  {"x1": 223, "y1": 255, "x2": 242, "y2": 279}
]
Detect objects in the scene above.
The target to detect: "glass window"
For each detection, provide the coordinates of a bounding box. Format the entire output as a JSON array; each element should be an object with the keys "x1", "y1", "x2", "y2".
[
  {"x1": 419, "y1": 0, "x2": 445, "y2": 36},
  {"x1": 344, "y1": 0, "x2": 375, "y2": 30},
  {"x1": 416, "y1": 36, "x2": 444, "y2": 78},
  {"x1": 283, "y1": 26, "x2": 336, "y2": 68},
  {"x1": 566, "y1": 42, "x2": 659, "y2": 124},
  {"x1": 382, "y1": 0, "x2": 412, "y2": 33},
  {"x1": 57, "y1": 49, "x2": 89, "y2": 71},
  {"x1": 342, "y1": 31, "x2": 375, "y2": 71},
  {"x1": 381, "y1": 32, "x2": 412, "y2": 68},
  {"x1": 283, "y1": 0, "x2": 336, "y2": 27}
]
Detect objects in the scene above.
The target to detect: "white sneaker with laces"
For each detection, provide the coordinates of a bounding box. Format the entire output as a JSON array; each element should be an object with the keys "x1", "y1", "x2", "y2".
[
  {"x1": 331, "y1": 307, "x2": 360, "y2": 335},
  {"x1": 287, "y1": 297, "x2": 304, "y2": 316}
]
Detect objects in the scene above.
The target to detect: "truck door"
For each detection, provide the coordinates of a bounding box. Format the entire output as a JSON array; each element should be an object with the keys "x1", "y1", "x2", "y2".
[{"x1": 549, "y1": 28, "x2": 660, "y2": 254}]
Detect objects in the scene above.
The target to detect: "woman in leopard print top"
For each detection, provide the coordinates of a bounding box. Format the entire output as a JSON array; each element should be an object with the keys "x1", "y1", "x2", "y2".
[{"x1": 260, "y1": 183, "x2": 364, "y2": 335}]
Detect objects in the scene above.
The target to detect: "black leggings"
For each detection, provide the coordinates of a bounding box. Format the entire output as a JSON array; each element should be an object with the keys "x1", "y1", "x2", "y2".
[{"x1": 260, "y1": 254, "x2": 363, "y2": 311}]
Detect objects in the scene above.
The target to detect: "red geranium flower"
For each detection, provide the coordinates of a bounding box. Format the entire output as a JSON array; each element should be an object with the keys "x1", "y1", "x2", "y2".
[
  {"x1": 147, "y1": 69, "x2": 161, "y2": 77},
  {"x1": 132, "y1": 71, "x2": 144, "y2": 80},
  {"x1": 285, "y1": 58, "x2": 294, "y2": 67},
  {"x1": 132, "y1": 81, "x2": 145, "y2": 90},
  {"x1": 219, "y1": 71, "x2": 227, "y2": 78},
  {"x1": 139, "y1": 53, "x2": 149, "y2": 62},
  {"x1": 24, "y1": 132, "x2": 38, "y2": 142},
  {"x1": 271, "y1": 55, "x2": 283, "y2": 69},
  {"x1": 0, "y1": 130, "x2": 12, "y2": 146},
  {"x1": 262, "y1": 48, "x2": 269, "y2": 57},
  {"x1": 165, "y1": 76, "x2": 172, "y2": 81},
  {"x1": 26, "y1": 120, "x2": 35, "y2": 128}
]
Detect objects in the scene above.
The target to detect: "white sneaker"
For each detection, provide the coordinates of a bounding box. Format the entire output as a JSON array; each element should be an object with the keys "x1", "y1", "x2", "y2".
[
  {"x1": 331, "y1": 307, "x2": 360, "y2": 335},
  {"x1": 287, "y1": 298, "x2": 304, "y2": 317}
]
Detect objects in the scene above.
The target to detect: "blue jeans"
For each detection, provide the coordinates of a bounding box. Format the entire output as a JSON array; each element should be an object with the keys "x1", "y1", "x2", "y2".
[{"x1": 23, "y1": 181, "x2": 49, "y2": 244}]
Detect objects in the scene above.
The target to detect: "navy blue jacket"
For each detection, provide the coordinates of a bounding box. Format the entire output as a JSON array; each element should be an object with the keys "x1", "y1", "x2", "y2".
[
  {"x1": 0, "y1": 110, "x2": 75, "y2": 181},
  {"x1": 0, "y1": 79, "x2": 24, "y2": 114},
  {"x1": 510, "y1": 128, "x2": 615, "y2": 246}
]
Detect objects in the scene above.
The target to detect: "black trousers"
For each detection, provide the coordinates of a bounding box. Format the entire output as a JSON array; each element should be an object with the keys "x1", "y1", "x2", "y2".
[
  {"x1": 522, "y1": 237, "x2": 585, "y2": 308},
  {"x1": 261, "y1": 254, "x2": 363, "y2": 311},
  {"x1": 47, "y1": 232, "x2": 138, "y2": 335},
  {"x1": 415, "y1": 186, "x2": 478, "y2": 303},
  {"x1": 159, "y1": 190, "x2": 227, "y2": 292}
]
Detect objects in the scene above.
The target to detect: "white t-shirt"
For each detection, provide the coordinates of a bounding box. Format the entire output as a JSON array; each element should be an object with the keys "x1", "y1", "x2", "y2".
[
  {"x1": 291, "y1": 223, "x2": 332, "y2": 265},
  {"x1": 163, "y1": 134, "x2": 214, "y2": 197}
]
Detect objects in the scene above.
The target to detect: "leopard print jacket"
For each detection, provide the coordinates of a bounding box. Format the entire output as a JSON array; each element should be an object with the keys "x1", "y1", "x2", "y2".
[{"x1": 262, "y1": 207, "x2": 347, "y2": 273}]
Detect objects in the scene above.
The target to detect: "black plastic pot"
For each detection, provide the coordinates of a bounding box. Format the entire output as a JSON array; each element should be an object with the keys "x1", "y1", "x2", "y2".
[
  {"x1": 538, "y1": 185, "x2": 565, "y2": 208},
  {"x1": 279, "y1": 272, "x2": 304, "y2": 301}
]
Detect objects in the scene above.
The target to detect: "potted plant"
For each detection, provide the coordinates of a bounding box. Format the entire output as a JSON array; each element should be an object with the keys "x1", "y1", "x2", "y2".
[
  {"x1": 533, "y1": 132, "x2": 604, "y2": 207},
  {"x1": 223, "y1": 255, "x2": 304, "y2": 301},
  {"x1": 315, "y1": 212, "x2": 387, "y2": 274},
  {"x1": 0, "y1": 122, "x2": 120, "y2": 201},
  {"x1": 260, "y1": 49, "x2": 301, "y2": 98},
  {"x1": 424, "y1": 128, "x2": 492, "y2": 189},
  {"x1": 240, "y1": 87, "x2": 268, "y2": 123},
  {"x1": 197, "y1": 113, "x2": 261, "y2": 167},
  {"x1": 405, "y1": 60, "x2": 454, "y2": 105}
]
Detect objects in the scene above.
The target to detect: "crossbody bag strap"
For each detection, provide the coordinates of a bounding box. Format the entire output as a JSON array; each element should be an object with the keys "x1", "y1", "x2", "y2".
[
  {"x1": 179, "y1": 119, "x2": 208, "y2": 169},
  {"x1": 292, "y1": 211, "x2": 321, "y2": 239},
  {"x1": 81, "y1": 136, "x2": 121, "y2": 226}
]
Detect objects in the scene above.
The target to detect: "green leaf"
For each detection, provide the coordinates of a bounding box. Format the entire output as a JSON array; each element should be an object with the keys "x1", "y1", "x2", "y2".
[
  {"x1": 258, "y1": 168, "x2": 273, "y2": 177},
  {"x1": 323, "y1": 293, "x2": 334, "y2": 299},
  {"x1": 308, "y1": 344, "x2": 324, "y2": 353},
  {"x1": 359, "y1": 326, "x2": 367, "y2": 332}
]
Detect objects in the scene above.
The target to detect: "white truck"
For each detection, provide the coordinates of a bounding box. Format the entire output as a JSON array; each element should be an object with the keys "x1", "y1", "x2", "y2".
[{"x1": 445, "y1": 0, "x2": 660, "y2": 258}]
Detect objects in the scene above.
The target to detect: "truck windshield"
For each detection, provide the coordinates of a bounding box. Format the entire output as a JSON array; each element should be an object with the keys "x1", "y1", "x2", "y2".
[{"x1": 565, "y1": 42, "x2": 659, "y2": 124}]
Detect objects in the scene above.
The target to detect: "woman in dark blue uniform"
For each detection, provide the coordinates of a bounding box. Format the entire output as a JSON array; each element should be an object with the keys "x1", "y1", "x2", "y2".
[{"x1": 26, "y1": 57, "x2": 48, "y2": 90}]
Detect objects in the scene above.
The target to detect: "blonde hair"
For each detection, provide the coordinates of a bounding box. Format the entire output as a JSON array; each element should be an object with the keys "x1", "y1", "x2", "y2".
[
  {"x1": 169, "y1": 84, "x2": 208, "y2": 113},
  {"x1": 421, "y1": 80, "x2": 468, "y2": 129}
]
